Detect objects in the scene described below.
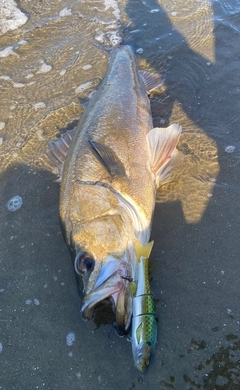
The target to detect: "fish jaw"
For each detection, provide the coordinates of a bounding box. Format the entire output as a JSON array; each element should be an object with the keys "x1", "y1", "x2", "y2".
[{"x1": 81, "y1": 255, "x2": 136, "y2": 334}]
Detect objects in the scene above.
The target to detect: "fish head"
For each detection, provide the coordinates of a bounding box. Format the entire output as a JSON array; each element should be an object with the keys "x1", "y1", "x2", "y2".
[{"x1": 72, "y1": 214, "x2": 138, "y2": 335}]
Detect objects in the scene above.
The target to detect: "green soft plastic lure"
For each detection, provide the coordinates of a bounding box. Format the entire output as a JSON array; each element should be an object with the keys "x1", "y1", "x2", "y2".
[{"x1": 131, "y1": 241, "x2": 157, "y2": 373}]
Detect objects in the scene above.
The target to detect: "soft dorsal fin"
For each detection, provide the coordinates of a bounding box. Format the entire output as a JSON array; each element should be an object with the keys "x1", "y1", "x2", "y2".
[
  {"x1": 88, "y1": 139, "x2": 126, "y2": 177},
  {"x1": 139, "y1": 70, "x2": 164, "y2": 93},
  {"x1": 46, "y1": 129, "x2": 75, "y2": 173},
  {"x1": 147, "y1": 124, "x2": 182, "y2": 186}
]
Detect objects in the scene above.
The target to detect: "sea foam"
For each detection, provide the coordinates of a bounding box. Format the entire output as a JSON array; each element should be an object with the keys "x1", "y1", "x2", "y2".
[{"x1": 0, "y1": 1, "x2": 28, "y2": 36}]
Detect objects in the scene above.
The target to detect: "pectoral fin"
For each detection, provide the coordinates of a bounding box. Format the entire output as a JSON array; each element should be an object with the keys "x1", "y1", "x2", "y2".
[
  {"x1": 147, "y1": 124, "x2": 182, "y2": 186},
  {"x1": 89, "y1": 139, "x2": 126, "y2": 177}
]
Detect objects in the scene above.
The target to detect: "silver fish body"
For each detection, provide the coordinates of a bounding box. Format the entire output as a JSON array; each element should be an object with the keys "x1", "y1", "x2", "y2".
[{"x1": 47, "y1": 45, "x2": 181, "y2": 334}]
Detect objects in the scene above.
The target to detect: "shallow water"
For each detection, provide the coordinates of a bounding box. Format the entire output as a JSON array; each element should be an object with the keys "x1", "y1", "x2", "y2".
[{"x1": 0, "y1": 0, "x2": 240, "y2": 389}]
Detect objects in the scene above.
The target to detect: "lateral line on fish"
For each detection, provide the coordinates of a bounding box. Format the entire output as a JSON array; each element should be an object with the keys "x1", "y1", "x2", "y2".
[{"x1": 76, "y1": 179, "x2": 150, "y2": 244}]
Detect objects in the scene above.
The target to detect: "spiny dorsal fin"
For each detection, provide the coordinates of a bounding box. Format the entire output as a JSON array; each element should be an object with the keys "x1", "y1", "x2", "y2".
[
  {"x1": 88, "y1": 139, "x2": 126, "y2": 177},
  {"x1": 46, "y1": 129, "x2": 75, "y2": 175},
  {"x1": 139, "y1": 70, "x2": 164, "y2": 93},
  {"x1": 147, "y1": 124, "x2": 182, "y2": 186},
  {"x1": 134, "y1": 241, "x2": 154, "y2": 262}
]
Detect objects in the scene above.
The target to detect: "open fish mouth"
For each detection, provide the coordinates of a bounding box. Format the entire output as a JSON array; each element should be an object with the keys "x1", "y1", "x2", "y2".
[{"x1": 81, "y1": 260, "x2": 133, "y2": 334}]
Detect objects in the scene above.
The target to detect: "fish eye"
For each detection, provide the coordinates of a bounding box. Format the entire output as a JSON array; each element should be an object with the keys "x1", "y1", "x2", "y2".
[{"x1": 74, "y1": 253, "x2": 95, "y2": 275}]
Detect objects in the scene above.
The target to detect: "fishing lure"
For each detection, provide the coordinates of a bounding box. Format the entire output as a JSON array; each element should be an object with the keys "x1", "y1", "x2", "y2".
[{"x1": 131, "y1": 241, "x2": 157, "y2": 372}]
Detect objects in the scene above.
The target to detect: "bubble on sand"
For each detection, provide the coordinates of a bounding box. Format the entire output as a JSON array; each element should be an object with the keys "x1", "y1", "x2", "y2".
[
  {"x1": 18, "y1": 39, "x2": 27, "y2": 45},
  {"x1": 0, "y1": 1, "x2": 28, "y2": 36},
  {"x1": 33, "y1": 102, "x2": 46, "y2": 110},
  {"x1": 82, "y1": 64, "x2": 92, "y2": 71},
  {"x1": 136, "y1": 48, "x2": 144, "y2": 54},
  {"x1": 25, "y1": 299, "x2": 32, "y2": 305},
  {"x1": 0, "y1": 343, "x2": 2, "y2": 353},
  {"x1": 75, "y1": 82, "x2": 93, "y2": 94},
  {"x1": 0, "y1": 46, "x2": 17, "y2": 58},
  {"x1": 59, "y1": 69, "x2": 66, "y2": 76},
  {"x1": 25, "y1": 73, "x2": 34, "y2": 79},
  {"x1": 225, "y1": 145, "x2": 235, "y2": 153},
  {"x1": 95, "y1": 32, "x2": 105, "y2": 43},
  {"x1": 150, "y1": 9, "x2": 160, "y2": 13},
  {"x1": 104, "y1": 0, "x2": 120, "y2": 20},
  {"x1": 34, "y1": 298, "x2": 40, "y2": 305},
  {"x1": 66, "y1": 332, "x2": 75, "y2": 346},
  {"x1": 7, "y1": 195, "x2": 23, "y2": 212},
  {"x1": 36, "y1": 63, "x2": 52, "y2": 74},
  {"x1": 13, "y1": 82, "x2": 25, "y2": 88},
  {"x1": 0, "y1": 122, "x2": 5, "y2": 130},
  {"x1": 59, "y1": 8, "x2": 72, "y2": 17},
  {"x1": 109, "y1": 33, "x2": 122, "y2": 46},
  {"x1": 36, "y1": 129, "x2": 45, "y2": 141}
]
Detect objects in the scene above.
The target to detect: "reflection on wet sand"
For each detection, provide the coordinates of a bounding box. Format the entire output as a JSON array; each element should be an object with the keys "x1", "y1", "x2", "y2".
[{"x1": 157, "y1": 104, "x2": 219, "y2": 223}]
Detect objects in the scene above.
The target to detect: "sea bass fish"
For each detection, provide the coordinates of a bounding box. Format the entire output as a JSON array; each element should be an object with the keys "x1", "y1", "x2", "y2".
[{"x1": 47, "y1": 45, "x2": 181, "y2": 335}]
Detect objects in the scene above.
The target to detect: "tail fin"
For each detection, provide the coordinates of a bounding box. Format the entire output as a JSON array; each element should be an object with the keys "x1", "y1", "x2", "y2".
[{"x1": 134, "y1": 241, "x2": 154, "y2": 262}]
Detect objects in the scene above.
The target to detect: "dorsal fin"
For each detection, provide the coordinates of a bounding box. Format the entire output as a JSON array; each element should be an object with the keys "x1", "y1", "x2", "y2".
[
  {"x1": 46, "y1": 129, "x2": 75, "y2": 175},
  {"x1": 88, "y1": 139, "x2": 126, "y2": 177},
  {"x1": 139, "y1": 70, "x2": 164, "y2": 93}
]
